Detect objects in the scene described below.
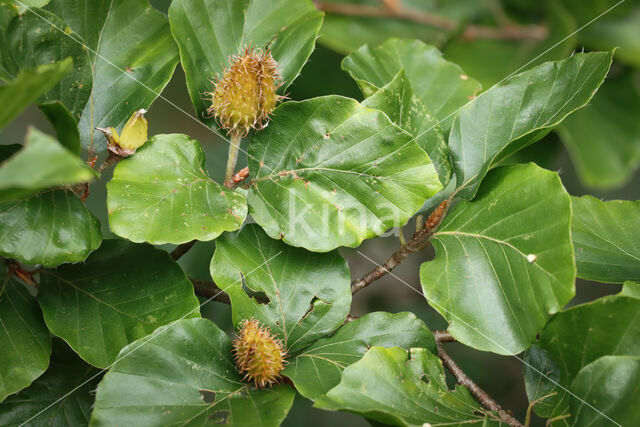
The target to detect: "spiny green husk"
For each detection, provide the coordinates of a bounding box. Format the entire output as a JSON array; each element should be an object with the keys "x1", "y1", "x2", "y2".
[
  {"x1": 232, "y1": 318, "x2": 287, "y2": 388},
  {"x1": 206, "y1": 47, "x2": 282, "y2": 136}
]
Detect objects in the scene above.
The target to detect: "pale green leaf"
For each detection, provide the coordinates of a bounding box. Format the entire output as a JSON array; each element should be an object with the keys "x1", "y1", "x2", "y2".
[
  {"x1": 107, "y1": 133, "x2": 247, "y2": 245},
  {"x1": 342, "y1": 38, "x2": 481, "y2": 132},
  {"x1": 0, "y1": 340, "x2": 99, "y2": 426},
  {"x1": 91, "y1": 318, "x2": 295, "y2": 426},
  {"x1": 0, "y1": 61, "x2": 71, "y2": 131},
  {"x1": 448, "y1": 51, "x2": 613, "y2": 199},
  {"x1": 247, "y1": 95, "x2": 442, "y2": 252},
  {"x1": 315, "y1": 346, "x2": 498, "y2": 426},
  {"x1": 0, "y1": 4, "x2": 92, "y2": 119},
  {"x1": 0, "y1": 267, "x2": 51, "y2": 402},
  {"x1": 420, "y1": 164, "x2": 575, "y2": 354},
  {"x1": 568, "y1": 356, "x2": 640, "y2": 426},
  {"x1": 283, "y1": 311, "x2": 435, "y2": 401},
  {"x1": 362, "y1": 69, "x2": 452, "y2": 186},
  {"x1": 45, "y1": 0, "x2": 180, "y2": 154},
  {"x1": 0, "y1": 190, "x2": 102, "y2": 267},
  {"x1": 525, "y1": 295, "x2": 640, "y2": 418},
  {"x1": 571, "y1": 195, "x2": 640, "y2": 283},
  {"x1": 210, "y1": 224, "x2": 351, "y2": 354},
  {"x1": 621, "y1": 281, "x2": 640, "y2": 298},
  {"x1": 0, "y1": 128, "x2": 96, "y2": 202},
  {"x1": 37, "y1": 239, "x2": 200, "y2": 367},
  {"x1": 168, "y1": 0, "x2": 323, "y2": 126},
  {"x1": 558, "y1": 72, "x2": 640, "y2": 190}
]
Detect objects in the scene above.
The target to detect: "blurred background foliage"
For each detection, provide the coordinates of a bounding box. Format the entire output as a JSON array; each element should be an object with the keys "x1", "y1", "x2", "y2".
[{"x1": 1, "y1": 0, "x2": 639, "y2": 425}]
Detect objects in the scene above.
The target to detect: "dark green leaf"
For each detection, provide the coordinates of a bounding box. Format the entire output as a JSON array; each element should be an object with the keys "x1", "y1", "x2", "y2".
[
  {"x1": 526, "y1": 295, "x2": 640, "y2": 418},
  {"x1": 168, "y1": 0, "x2": 323, "y2": 126},
  {"x1": 37, "y1": 239, "x2": 200, "y2": 367},
  {"x1": 45, "y1": 0, "x2": 179, "y2": 154},
  {"x1": 283, "y1": 311, "x2": 435, "y2": 401},
  {"x1": 38, "y1": 101, "x2": 81, "y2": 155},
  {"x1": 362, "y1": 70, "x2": 452, "y2": 186},
  {"x1": 558, "y1": 72, "x2": 640, "y2": 190},
  {"x1": 522, "y1": 345, "x2": 562, "y2": 417},
  {"x1": 0, "y1": 4, "x2": 92, "y2": 119},
  {"x1": 0, "y1": 61, "x2": 72, "y2": 131},
  {"x1": 569, "y1": 356, "x2": 640, "y2": 426},
  {"x1": 448, "y1": 51, "x2": 614, "y2": 199},
  {"x1": 91, "y1": 318, "x2": 295, "y2": 426},
  {"x1": 107, "y1": 133, "x2": 247, "y2": 245},
  {"x1": 247, "y1": 95, "x2": 442, "y2": 252},
  {"x1": 0, "y1": 340, "x2": 99, "y2": 426},
  {"x1": 315, "y1": 346, "x2": 497, "y2": 426},
  {"x1": 210, "y1": 224, "x2": 351, "y2": 355},
  {"x1": 0, "y1": 190, "x2": 102, "y2": 267},
  {"x1": 0, "y1": 267, "x2": 51, "y2": 402},
  {"x1": 342, "y1": 38, "x2": 481, "y2": 132},
  {"x1": 421, "y1": 164, "x2": 575, "y2": 354},
  {"x1": 571, "y1": 195, "x2": 640, "y2": 283},
  {"x1": 0, "y1": 128, "x2": 96, "y2": 202}
]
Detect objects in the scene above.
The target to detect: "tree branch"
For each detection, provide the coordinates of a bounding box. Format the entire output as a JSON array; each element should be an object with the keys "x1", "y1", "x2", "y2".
[
  {"x1": 351, "y1": 201, "x2": 448, "y2": 294},
  {"x1": 314, "y1": 1, "x2": 547, "y2": 41},
  {"x1": 437, "y1": 342, "x2": 523, "y2": 426},
  {"x1": 433, "y1": 330, "x2": 455, "y2": 343},
  {"x1": 171, "y1": 240, "x2": 197, "y2": 261},
  {"x1": 190, "y1": 278, "x2": 231, "y2": 304}
]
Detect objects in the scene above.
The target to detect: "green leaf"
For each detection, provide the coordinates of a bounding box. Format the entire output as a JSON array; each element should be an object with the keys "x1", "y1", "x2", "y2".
[
  {"x1": 91, "y1": 318, "x2": 295, "y2": 426},
  {"x1": 0, "y1": 61, "x2": 72, "y2": 131},
  {"x1": 448, "y1": 51, "x2": 614, "y2": 199},
  {"x1": 107, "y1": 133, "x2": 247, "y2": 245},
  {"x1": 558, "y1": 72, "x2": 640, "y2": 190},
  {"x1": 0, "y1": 4, "x2": 92, "y2": 119},
  {"x1": 210, "y1": 224, "x2": 351, "y2": 354},
  {"x1": 522, "y1": 345, "x2": 562, "y2": 418},
  {"x1": 44, "y1": 0, "x2": 179, "y2": 154},
  {"x1": 0, "y1": 267, "x2": 51, "y2": 402},
  {"x1": 315, "y1": 346, "x2": 496, "y2": 426},
  {"x1": 444, "y1": 2, "x2": 577, "y2": 88},
  {"x1": 0, "y1": 190, "x2": 102, "y2": 267},
  {"x1": 568, "y1": 356, "x2": 640, "y2": 426},
  {"x1": 420, "y1": 164, "x2": 575, "y2": 355},
  {"x1": 38, "y1": 101, "x2": 81, "y2": 155},
  {"x1": 571, "y1": 195, "x2": 640, "y2": 283},
  {"x1": 621, "y1": 281, "x2": 640, "y2": 298},
  {"x1": 37, "y1": 239, "x2": 200, "y2": 368},
  {"x1": 525, "y1": 295, "x2": 640, "y2": 418},
  {"x1": 342, "y1": 38, "x2": 481, "y2": 132},
  {"x1": 247, "y1": 95, "x2": 442, "y2": 252},
  {"x1": 362, "y1": 70, "x2": 452, "y2": 186},
  {"x1": 0, "y1": 340, "x2": 99, "y2": 426},
  {"x1": 283, "y1": 311, "x2": 435, "y2": 401},
  {"x1": 168, "y1": 0, "x2": 323, "y2": 126},
  {"x1": 0, "y1": 128, "x2": 96, "y2": 202}
]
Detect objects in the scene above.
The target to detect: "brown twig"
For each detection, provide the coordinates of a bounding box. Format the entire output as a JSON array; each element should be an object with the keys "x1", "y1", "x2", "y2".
[
  {"x1": 190, "y1": 278, "x2": 231, "y2": 304},
  {"x1": 314, "y1": 1, "x2": 547, "y2": 41},
  {"x1": 437, "y1": 342, "x2": 523, "y2": 426},
  {"x1": 433, "y1": 330, "x2": 455, "y2": 343},
  {"x1": 351, "y1": 201, "x2": 449, "y2": 294},
  {"x1": 171, "y1": 240, "x2": 197, "y2": 261},
  {"x1": 97, "y1": 151, "x2": 121, "y2": 174}
]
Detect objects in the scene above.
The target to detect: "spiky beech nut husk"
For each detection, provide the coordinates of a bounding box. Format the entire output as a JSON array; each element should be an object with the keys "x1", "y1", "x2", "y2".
[
  {"x1": 232, "y1": 318, "x2": 287, "y2": 388},
  {"x1": 206, "y1": 47, "x2": 282, "y2": 135}
]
